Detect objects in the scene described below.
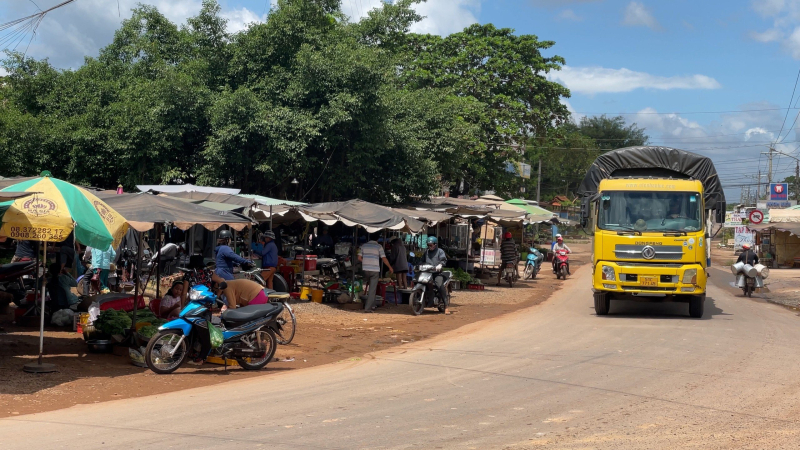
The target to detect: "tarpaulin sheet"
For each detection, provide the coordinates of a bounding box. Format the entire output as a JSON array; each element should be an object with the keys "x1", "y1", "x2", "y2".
[
  {"x1": 300, "y1": 200, "x2": 425, "y2": 233},
  {"x1": 577, "y1": 146, "x2": 726, "y2": 208},
  {"x1": 102, "y1": 193, "x2": 251, "y2": 232}
]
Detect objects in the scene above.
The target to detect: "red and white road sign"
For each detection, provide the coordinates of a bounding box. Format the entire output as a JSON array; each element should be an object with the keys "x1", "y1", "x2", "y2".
[{"x1": 749, "y1": 209, "x2": 764, "y2": 225}]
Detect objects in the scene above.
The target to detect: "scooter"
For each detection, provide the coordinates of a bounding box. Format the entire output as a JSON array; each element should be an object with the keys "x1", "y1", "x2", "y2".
[
  {"x1": 409, "y1": 264, "x2": 452, "y2": 315},
  {"x1": 502, "y1": 261, "x2": 517, "y2": 287},
  {"x1": 0, "y1": 260, "x2": 37, "y2": 308},
  {"x1": 145, "y1": 284, "x2": 283, "y2": 374},
  {"x1": 523, "y1": 247, "x2": 544, "y2": 280},
  {"x1": 554, "y1": 249, "x2": 570, "y2": 280}
]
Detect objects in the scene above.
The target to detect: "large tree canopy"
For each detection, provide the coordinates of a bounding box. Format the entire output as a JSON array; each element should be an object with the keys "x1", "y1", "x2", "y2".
[{"x1": 0, "y1": 0, "x2": 574, "y2": 202}]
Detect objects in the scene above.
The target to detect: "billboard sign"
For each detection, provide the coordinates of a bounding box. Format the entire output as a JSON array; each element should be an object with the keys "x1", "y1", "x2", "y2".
[
  {"x1": 770, "y1": 183, "x2": 789, "y2": 201},
  {"x1": 757, "y1": 200, "x2": 796, "y2": 209},
  {"x1": 734, "y1": 226, "x2": 755, "y2": 250}
]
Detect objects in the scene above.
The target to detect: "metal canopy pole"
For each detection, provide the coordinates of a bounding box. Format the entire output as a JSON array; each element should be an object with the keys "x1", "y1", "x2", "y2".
[
  {"x1": 155, "y1": 225, "x2": 163, "y2": 301},
  {"x1": 130, "y1": 231, "x2": 144, "y2": 338},
  {"x1": 24, "y1": 241, "x2": 56, "y2": 373}
]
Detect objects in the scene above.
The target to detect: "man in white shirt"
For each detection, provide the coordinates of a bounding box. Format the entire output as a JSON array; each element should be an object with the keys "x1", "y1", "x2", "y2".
[
  {"x1": 152, "y1": 242, "x2": 185, "y2": 275},
  {"x1": 358, "y1": 240, "x2": 394, "y2": 313}
]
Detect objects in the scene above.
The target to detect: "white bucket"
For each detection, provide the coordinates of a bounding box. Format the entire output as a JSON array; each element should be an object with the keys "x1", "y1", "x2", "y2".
[
  {"x1": 730, "y1": 261, "x2": 745, "y2": 275},
  {"x1": 742, "y1": 264, "x2": 757, "y2": 278},
  {"x1": 754, "y1": 264, "x2": 769, "y2": 279},
  {"x1": 755, "y1": 276, "x2": 765, "y2": 289},
  {"x1": 735, "y1": 273, "x2": 746, "y2": 288}
]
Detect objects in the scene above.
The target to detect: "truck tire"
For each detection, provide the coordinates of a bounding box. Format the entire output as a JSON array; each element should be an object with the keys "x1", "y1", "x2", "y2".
[
  {"x1": 594, "y1": 292, "x2": 610, "y2": 316},
  {"x1": 689, "y1": 294, "x2": 705, "y2": 318}
]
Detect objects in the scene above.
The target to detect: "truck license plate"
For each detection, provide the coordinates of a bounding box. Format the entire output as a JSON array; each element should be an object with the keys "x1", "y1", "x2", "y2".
[{"x1": 640, "y1": 276, "x2": 658, "y2": 287}]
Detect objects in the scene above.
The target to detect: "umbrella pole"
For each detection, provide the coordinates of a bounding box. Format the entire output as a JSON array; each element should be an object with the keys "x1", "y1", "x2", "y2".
[
  {"x1": 130, "y1": 231, "x2": 144, "y2": 340},
  {"x1": 155, "y1": 225, "x2": 162, "y2": 301},
  {"x1": 24, "y1": 241, "x2": 56, "y2": 373}
]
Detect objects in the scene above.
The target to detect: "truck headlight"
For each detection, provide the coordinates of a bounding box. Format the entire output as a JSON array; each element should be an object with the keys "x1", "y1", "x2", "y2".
[
  {"x1": 601, "y1": 265, "x2": 616, "y2": 281},
  {"x1": 682, "y1": 269, "x2": 697, "y2": 284}
]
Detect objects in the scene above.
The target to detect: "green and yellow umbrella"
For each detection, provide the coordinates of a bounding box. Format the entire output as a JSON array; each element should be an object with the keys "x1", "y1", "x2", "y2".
[
  {"x1": 0, "y1": 173, "x2": 128, "y2": 249},
  {"x1": 0, "y1": 173, "x2": 128, "y2": 373}
]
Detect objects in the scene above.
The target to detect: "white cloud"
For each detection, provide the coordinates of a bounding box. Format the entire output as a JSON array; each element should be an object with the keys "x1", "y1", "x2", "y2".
[
  {"x1": 622, "y1": 2, "x2": 661, "y2": 30},
  {"x1": 410, "y1": 0, "x2": 480, "y2": 36},
  {"x1": 753, "y1": 0, "x2": 786, "y2": 17},
  {"x1": 0, "y1": 67, "x2": 7, "y2": 77},
  {"x1": 750, "y1": 28, "x2": 782, "y2": 42},
  {"x1": 548, "y1": 66, "x2": 722, "y2": 95},
  {"x1": 556, "y1": 9, "x2": 583, "y2": 22},
  {"x1": 1, "y1": 0, "x2": 265, "y2": 69}
]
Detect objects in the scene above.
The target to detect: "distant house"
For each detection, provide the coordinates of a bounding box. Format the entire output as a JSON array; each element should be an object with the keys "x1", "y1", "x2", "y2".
[{"x1": 542, "y1": 195, "x2": 580, "y2": 222}]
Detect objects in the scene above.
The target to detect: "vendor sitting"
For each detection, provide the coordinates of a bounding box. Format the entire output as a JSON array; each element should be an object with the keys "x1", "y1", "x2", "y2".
[
  {"x1": 160, "y1": 281, "x2": 185, "y2": 319},
  {"x1": 47, "y1": 262, "x2": 79, "y2": 309},
  {"x1": 218, "y1": 279, "x2": 269, "y2": 312}
]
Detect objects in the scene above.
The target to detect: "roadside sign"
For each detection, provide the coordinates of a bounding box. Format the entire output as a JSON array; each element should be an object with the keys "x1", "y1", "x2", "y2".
[
  {"x1": 724, "y1": 211, "x2": 745, "y2": 228},
  {"x1": 749, "y1": 209, "x2": 764, "y2": 224},
  {"x1": 734, "y1": 226, "x2": 755, "y2": 250},
  {"x1": 757, "y1": 200, "x2": 796, "y2": 209},
  {"x1": 770, "y1": 183, "x2": 789, "y2": 201}
]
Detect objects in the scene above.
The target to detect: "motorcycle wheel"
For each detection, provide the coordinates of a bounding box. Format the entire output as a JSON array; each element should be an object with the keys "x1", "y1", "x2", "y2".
[
  {"x1": 524, "y1": 265, "x2": 533, "y2": 280},
  {"x1": 410, "y1": 290, "x2": 424, "y2": 316},
  {"x1": 747, "y1": 287, "x2": 753, "y2": 298},
  {"x1": 561, "y1": 266, "x2": 567, "y2": 279},
  {"x1": 237, "y1": 328, "x2": 278, "y2": 370},
  {"x1": 145, "y1": 330, "x2": 188, "y2": 374},
  {"x1": 507, "y1": 273, "x2": 514, "y2": 288}
]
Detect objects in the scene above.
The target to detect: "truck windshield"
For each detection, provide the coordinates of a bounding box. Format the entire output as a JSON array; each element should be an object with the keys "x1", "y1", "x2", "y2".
[{"x1": 598, "y1": 191, "x2": 703, "y2": 233}]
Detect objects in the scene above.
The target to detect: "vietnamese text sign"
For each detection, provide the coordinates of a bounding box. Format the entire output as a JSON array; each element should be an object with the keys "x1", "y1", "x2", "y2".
[
  {"x1": 770, "y1": 183, "x2": 789, "y2": 201},
  {"x1": 724, "y1": 211, "x2": 745, "y2": 228},
  {"x1": 757, "y1": 200, "x2": 797, "y2": 209},
  {"x1": 734, "y1": 226, "x2": 755, "y2": 250}
]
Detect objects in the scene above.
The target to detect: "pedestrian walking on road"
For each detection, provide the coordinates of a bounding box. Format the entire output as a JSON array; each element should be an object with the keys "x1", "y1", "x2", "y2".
[{"x1": 359, "y1": 239, "x2": 393, "y2": 313}]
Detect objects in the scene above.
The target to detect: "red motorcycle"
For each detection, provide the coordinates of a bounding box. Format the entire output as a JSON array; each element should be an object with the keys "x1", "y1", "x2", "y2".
[{"x1": 553, "y1": 249, "x2": 570, "y2": 280}]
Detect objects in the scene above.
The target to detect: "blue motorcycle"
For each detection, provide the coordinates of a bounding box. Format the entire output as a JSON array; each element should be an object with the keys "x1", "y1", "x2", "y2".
[
  {"x1": 145, "y1": 284, "x2": 283, "y2": 374},
  {"x1": 523, "y1": 247, "x2": 544, "y2": 280}
]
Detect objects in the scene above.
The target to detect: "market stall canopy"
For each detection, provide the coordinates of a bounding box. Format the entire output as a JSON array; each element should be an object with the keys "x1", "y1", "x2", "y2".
[
  {"x1": 392, "y1": 208, "x2": 452, "y2": 226},
  {"x1": 0, "y1": 174, "x2": 128, "y2": 248},
  {"x1": 506, "y1": 199, "x2": 556, "y2": 216},
  {"x1": 162, "y1": 191, "x2": 257, "y2": 216},
  {"x1": 102, "y1": 193, "x2": 251, "y2": 232},
  {"x1": 577, "y1": 146, "x2": 726, "y2": 208},
  {"x1": 239, "y1": 194, "x2": 306, "y2": 207},
  {"x1": 299, "y1": 200, "x2": 425, "y2": 233},
  {"x1": 503, "y1": 199, "x2": 568, "y2": 224},
  {"x1": 137, "y1": 184, "x2": 241, "y2": 195}
]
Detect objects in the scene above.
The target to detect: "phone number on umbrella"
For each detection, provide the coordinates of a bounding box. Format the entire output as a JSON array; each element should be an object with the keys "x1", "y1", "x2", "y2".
[{"x1": 8, "y1": 226, "x2": 65, "y2": 241}]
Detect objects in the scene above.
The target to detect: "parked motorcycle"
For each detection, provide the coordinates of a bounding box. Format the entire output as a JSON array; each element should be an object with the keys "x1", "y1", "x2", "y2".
[
  {"x1": 145, "y1": 284, "x2": 282, "y2": 374},
  {"x1": 523, "y1": 247, "x2": 544, "y2": 280},
  {"x1": 554, "y1": 249, "x2": 570, "y2": 280},
  {"x1": 502, "y1": 261, "x2": 517, "y2": 287},
  {"x1": 409, "y1": 264, "x2": 452, "y2": 315},
  {"x1": 0, "y1": 261, "x2": 37, "y2": 309}
]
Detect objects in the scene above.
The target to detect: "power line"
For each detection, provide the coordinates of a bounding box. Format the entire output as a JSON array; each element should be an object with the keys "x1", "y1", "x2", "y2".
[
  {"x1": 774, "y1": 68, "x2": 800, "y2": 145},
  {"x1": 0, "y1": 0, "x2": 76, "y2": 57}
]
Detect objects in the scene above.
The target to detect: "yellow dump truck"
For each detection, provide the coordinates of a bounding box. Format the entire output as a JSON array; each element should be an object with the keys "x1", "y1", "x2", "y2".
[{"x1": 578, "y1": 146, "x2": 726, "y2": 318}]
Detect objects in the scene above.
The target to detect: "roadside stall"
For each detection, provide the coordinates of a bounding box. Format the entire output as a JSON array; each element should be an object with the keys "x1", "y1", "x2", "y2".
[
  {"x1": 0, "y1": 173, "x2": 128, "y2": 373},
  {"x1": 750, "y1": 208, "x2": 800, "y2": 268}
]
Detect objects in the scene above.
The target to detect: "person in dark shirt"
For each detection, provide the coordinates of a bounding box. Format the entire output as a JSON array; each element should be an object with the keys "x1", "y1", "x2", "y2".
[
  {"x1": 737, "y1": 243, "x2": 759, "y2": 266},
  {"x1": 252, "y1": 231, "x2": 279, "y2": 290},
  {"x1": 12, "y1": 240, "x2": 39, "y2": 262},
  {"x1": 496, "y1": 232, "x2": 518, "y2": 286},
  {"x1": 214, "y1": 230, "x2": 251, "y2": 281}
]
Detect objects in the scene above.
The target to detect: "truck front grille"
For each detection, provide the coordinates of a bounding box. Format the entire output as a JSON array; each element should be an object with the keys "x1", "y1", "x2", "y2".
[{"x1": 614, "y1": 245, "x2": 684, "y2": 261}]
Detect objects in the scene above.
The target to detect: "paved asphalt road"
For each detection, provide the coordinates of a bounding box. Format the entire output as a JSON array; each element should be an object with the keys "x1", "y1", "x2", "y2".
[{"x1": 3, "y1": 266, "x2": 800, "y2": 449}]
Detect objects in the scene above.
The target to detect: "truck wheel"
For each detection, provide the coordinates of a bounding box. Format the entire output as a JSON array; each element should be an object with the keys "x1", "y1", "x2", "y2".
[
  {"x1": 594, "y1": 292, "x2": 610, "y2": 316},
  {"x1": 689, "y1": 294, "x2": 705, "y2": 318}
]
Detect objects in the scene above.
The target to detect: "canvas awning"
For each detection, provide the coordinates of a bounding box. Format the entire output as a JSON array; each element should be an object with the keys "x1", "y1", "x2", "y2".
[
  {"x1": 102, "y1": 193, "x2": 251, "y2": 232},
  {"x1": 239, "y1": 194, "x2": 306, "y2": 207},
  {"x1": 298, "y1": 200, "x2": 425, "y2": 233},
  {"x1": 392, "y1": 208, "x2": 452, "y2": 226},
  {"x1": 137, "y1": 184, "x2": 241, "y2": 195}
]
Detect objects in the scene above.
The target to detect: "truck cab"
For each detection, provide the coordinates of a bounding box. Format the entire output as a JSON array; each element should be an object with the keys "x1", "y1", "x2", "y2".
[{"x1": 578, "y1": 146, "x2": 726, "y2": 318}]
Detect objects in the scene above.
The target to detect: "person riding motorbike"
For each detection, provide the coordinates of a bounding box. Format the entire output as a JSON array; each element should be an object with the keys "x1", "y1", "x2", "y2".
[
  {"x1": 215, "y1": 230, "x2": 252, "y2": 281},
  {"x1": 552, "y1": 234, "x2": 571, "y2": 275},
  {"x1": 423, "y1": 236, "x2": 450, "y2": 314},
  {"x1": 737, "y1": 243, "x2": 759, "y2": 266},
  {"x1": 496, "y1": 231, "x2": 518, "y2": 286}
]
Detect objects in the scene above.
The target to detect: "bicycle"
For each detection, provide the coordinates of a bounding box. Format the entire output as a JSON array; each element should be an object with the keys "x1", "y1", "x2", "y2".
[{"x1": 238, "y1": 267, "x2": 296, "y2": 345}]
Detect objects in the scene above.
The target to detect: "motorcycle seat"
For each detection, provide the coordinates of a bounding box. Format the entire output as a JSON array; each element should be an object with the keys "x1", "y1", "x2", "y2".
[
  {"x1": 221, "y1": 303, "x2": 282, "y2": 322},
  {"x1": 0, "y1": 261, "x2": 35, "y2": 277},
  {"x1": 316, "y1": 258, "x2": 336, "y2": 266}
]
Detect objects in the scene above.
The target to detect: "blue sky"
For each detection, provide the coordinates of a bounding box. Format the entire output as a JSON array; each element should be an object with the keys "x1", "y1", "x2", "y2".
[{"x1": 3, "y1": 0, "x2": 800, "y2": 202}]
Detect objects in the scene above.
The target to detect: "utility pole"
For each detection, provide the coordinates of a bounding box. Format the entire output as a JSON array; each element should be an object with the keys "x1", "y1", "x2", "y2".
[
  {"x1": 536, "y1": 158, "x2": 542, "y2": 204},
  {"x1": 757, "y1": 169, "x2": 761, "y2": 200},
  {"x1": 796, "y1": 161, "x2": 800, "y2": 202},
  {"x1": 768, "y1": 147, "x2": 774, "y2": 185}
]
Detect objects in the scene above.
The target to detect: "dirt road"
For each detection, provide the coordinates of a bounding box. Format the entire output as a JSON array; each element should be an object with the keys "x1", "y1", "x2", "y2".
[{"x1": 3, "y1": 265, "x2": 800, "y2": 449}]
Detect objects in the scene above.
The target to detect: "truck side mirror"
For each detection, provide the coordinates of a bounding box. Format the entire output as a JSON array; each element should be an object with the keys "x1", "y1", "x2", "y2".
[
  {"x1": 715, "y1": 201, "x2": 726, "y2": 224},
  {"x1": 580, "y1": 199, "x2": 590, "y2": 228}
]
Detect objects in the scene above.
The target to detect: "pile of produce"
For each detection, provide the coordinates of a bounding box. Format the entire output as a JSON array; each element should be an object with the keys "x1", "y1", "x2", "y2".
[
  {"x1": 128, "y1": 309, "x2": 167, "y2": 340},
  {"x1": 93, "y1": 309, "x2": 132, "y2": 336},
  {"x1": 452, "y1": 268, "x2": 473, "y2": 285}
]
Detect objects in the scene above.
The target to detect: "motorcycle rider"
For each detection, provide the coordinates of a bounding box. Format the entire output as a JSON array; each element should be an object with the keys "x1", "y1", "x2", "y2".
[
  {"x1": 215, "y1": 229, "x2": 252, "y2": 281},
  {"x1": 496, "y1": 231, "x2": 518, "y2": 286},
  {"x1": 552, "y1": 234, "x2": 571, "y2": 275},
  {"x1": 737, "y1": 243, "x2": 759, "y2": 266},
  {"x1": 423, "y1": 236, "x2": 450, "y2": 314}
]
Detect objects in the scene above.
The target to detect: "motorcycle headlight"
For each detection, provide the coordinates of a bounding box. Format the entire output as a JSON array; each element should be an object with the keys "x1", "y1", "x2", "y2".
[
  {"x1": 601, "y1": 265, "x2": 616, "y2": 281},
  {"x1": 189, "y1": 289, "x2": 202, "y2": 300},
  {"x1": 682, "y1": 269, "x2": 697, "y2": 284}
]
